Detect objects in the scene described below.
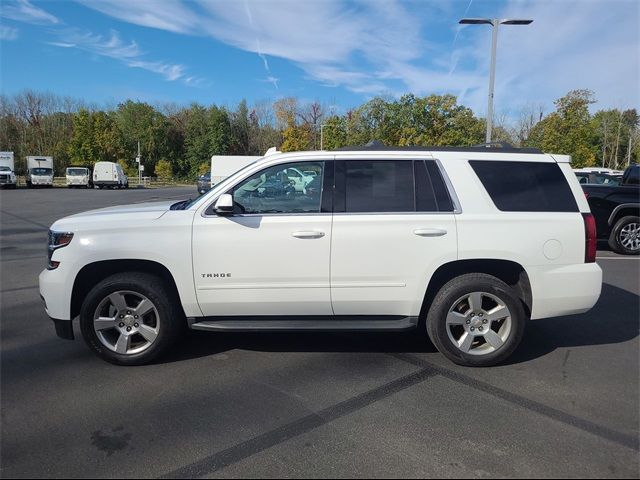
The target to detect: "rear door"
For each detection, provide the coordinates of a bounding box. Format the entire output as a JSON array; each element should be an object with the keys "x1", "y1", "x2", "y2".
[{"x1": 330, "y1": 158, "x2": 458, "y2": 317}]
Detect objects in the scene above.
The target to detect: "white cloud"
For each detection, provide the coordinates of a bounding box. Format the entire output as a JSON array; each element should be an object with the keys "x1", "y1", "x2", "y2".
[
  {"x1": 78, "y1": 0, "x2": 639, "y2": 113},
  {"x1": 0, "y1": 25, "x2": 19, "y2": 41},
  {"x1": 51, "y1": 29, "x2": 206, "y2": 86},
  {"x1": 0, "y1": 0, "x2": 59, "y2": 25}
]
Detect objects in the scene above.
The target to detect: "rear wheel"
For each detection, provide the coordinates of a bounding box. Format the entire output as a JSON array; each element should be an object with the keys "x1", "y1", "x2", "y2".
[
  {"x1": 426, "y1": 273, "x2": 527, "y2": 367},
  {"x1": 79, "y1": 272, "x2": 184, "y2": 365},
  {"x1": 608, "y1": 216, "x2": 640, "y2": 255}
]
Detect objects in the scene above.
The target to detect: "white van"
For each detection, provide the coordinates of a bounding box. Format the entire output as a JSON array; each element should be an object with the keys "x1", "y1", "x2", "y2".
[{"x1": 93, "y1": 162, "x2": 128, "y2": 189}]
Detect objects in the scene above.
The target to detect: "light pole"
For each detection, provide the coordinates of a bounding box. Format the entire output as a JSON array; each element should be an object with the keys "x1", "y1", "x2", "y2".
[{"x1": 459, "y1": 18, "x2": 533, "y2": 144}]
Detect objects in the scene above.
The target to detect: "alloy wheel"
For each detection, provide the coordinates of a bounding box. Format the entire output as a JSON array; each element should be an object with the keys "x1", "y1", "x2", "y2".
[
  {"x1": 619, "y1": 222, "x2": 640, "y2": 252},
  {"x1": 93, "y1": 290, "x2": 160, "y2": 355},
  {"x1": 445, "y1": 291, "x2": 512, "y2": 356}
]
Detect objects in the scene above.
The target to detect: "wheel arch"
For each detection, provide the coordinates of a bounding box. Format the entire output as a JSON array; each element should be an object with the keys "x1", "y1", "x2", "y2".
[
  {"x1": 608, "y1": 203, "x2": 640, "y2": 226},
  {"x1": 71, "y1": 259, "x2": 185, "y2": 320},
  {"x1": 420, "y1": 259, "x2": 532, "y2": 321}
]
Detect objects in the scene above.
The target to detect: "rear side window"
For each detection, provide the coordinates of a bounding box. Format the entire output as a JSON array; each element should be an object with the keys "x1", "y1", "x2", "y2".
[
  {"x1": 339, "y1": 159, "x2": 454, "y2": 213},
  {"x1": 470, "y1": 160, "x2": 578, "y2": 212},
  {"x1": 345, "y1": 160, "x2": 414, "y2": 212}
]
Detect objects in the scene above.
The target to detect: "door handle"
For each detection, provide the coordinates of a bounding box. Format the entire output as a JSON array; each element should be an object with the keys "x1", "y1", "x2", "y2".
[
  {"x1": 414, "y1": 228, "x2": 447, "y2": 237},
  {"x1": 291, "y1": 231, "x2": 325, "y2": 239}
]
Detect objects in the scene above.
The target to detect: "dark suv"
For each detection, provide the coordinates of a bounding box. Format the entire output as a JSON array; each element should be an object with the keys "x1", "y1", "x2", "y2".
[
  {"x1": 582, "y1": 165, "x2": 640, "y2": 254},
  {"x1": 197, "y1": 171, "x2": 211, "y2": 195}
]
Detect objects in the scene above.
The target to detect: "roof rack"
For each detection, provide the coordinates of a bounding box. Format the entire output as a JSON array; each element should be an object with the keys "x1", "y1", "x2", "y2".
[{"x1": 333, "y1": 140, "x2": 542, "y2": 154}]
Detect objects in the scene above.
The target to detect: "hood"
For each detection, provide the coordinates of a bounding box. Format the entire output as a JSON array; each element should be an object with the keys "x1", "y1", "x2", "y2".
[{"x1": 51, "y1": 200, "x2": 178, "y2": 230}]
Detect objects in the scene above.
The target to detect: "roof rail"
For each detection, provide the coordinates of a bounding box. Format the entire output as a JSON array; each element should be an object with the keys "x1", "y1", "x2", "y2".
[
  {"x1": 472, "y1": 141, "x2": 515, "y2": 149},
  {"x1": 333, "y1": 140, "x2": 542, "y2": 154}
]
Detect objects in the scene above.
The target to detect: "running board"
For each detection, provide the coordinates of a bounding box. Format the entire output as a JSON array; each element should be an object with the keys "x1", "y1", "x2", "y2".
[{"x1": 189, "y1": 316, "x2": 419, "y2": 332}]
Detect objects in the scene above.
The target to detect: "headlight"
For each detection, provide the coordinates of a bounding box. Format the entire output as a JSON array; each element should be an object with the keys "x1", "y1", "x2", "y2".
[{"x1": 47, "y1": 231, "x2": 74, "y2": 270}]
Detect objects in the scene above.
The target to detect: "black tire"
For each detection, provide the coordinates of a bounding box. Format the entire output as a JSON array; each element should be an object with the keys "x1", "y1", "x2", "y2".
[
  {"x1": 608, "y1": 215, "x2": 640, "y2": 255},
  {"x1": 426, "y1": 273, "x2": 527, "y2": 367},
  {"x1": 79, "y1": 272, "x2": 184, "y2": 365}
]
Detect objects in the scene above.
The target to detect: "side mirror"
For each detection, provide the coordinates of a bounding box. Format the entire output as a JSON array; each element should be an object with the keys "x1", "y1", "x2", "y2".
[{"x1": 214, "y1": 193, "x2": 234, "y2": 214}]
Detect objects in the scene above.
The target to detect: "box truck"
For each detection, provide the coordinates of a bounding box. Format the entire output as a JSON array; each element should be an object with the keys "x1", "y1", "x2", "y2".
[
  {"x1": 93, "y1": 162, "x2": 128, "y2": 189},
  {"x1": 0, "y1": 152, "x2": 17, "y2": 188},
  {"x1": 66, "y1": 166, "x2": 93, "y2": 188},
  {"x1": 26, "y1": 156, "x2": 54, "y2": 188}
]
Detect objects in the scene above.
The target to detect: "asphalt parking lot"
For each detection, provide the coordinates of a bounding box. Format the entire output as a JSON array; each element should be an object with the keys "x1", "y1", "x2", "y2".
[{"x1": 1, "y1": 186, "x2": 638, "y2": 478}]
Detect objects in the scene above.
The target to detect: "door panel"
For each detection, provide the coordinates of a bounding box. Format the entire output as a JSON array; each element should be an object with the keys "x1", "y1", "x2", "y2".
[
  {"x1": 192, "y1": 215, "x2": 332, "y2": 316},
  {"x1": 330, "y1": 214, "x2": 457, "y2": 316}
]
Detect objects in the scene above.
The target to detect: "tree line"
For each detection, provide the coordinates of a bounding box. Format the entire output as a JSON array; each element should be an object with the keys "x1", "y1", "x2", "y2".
[{"x1": 0, "y1": 89, "x2": 637, "y2": 178}]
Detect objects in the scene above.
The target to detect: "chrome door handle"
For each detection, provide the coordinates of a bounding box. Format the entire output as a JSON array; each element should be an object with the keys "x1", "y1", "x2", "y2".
[
  {"x1": 414, "y1": 228, "x2": 447, "y2": 237},
  {"x1": 291, "y1": 231, "x2": 325, "y2": 239}
]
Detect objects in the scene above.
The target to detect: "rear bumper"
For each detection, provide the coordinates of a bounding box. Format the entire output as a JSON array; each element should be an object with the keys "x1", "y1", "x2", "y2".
[{"x1": 528, "y1": 263, "x2": 602, "y2": 319}]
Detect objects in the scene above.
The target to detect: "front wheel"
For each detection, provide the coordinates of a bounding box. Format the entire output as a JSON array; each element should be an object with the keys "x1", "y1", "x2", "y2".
[
  {"x1": 426, "y1": 273, "x2": 527, "y2": 367},
  {"x1": 79, "y1": 272, "x2": 184, "y2": 365},
  {"x1": 609, "y1": 216, "x2": 640, "y2": 255}
]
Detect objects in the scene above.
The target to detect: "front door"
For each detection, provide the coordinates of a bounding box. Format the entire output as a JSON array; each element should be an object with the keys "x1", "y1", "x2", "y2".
[{"x1": 192, "y1": 160, "x2": 333, "y2": 316}]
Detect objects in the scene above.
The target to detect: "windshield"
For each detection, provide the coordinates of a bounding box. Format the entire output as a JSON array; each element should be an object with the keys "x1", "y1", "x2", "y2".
[
  {"x1": 0, "y1": 166, "x2": 11, "y2": 172},
  {"x1": 67, "y1": 168, "x2": 87, "y2": 176},
  {"x1": 31, "y1": 168, "x2": 52, "y2": 175}
]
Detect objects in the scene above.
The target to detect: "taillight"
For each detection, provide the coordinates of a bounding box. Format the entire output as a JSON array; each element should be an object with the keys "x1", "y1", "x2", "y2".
[{"x1": 582, "y1": 213, "x2": 597, "y2": 263}]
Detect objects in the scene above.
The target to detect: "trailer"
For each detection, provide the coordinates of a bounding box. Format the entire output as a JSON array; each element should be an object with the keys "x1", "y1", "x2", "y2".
[{"x1": 209, "y1": 155, "x2": 261, "y2": 186}]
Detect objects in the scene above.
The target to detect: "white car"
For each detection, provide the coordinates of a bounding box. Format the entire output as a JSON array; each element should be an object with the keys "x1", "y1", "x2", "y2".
[{"x1": 40, "y1": 145, "x2": 602, "y2": 367}]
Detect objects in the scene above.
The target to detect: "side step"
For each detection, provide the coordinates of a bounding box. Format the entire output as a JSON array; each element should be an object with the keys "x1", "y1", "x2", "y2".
[{"x1": 189, "y1": 316, "x2": 419, "y2": 332}]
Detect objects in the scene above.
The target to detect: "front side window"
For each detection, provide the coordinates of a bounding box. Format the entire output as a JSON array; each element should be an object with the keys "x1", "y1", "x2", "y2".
[{"x1": 231, "y1": 161, "x2": 325, "y2": 214}]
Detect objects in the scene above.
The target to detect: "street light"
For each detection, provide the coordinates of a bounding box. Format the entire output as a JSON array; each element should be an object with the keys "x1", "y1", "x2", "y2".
[{"x1": 459, "y1": 18, "x2": 533, "y2": 144}]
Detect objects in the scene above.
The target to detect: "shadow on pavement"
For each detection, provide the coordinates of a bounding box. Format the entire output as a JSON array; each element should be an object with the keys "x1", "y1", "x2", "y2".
[{"x1": 162, "y1": 283, "x2": 639, "y2": 365}]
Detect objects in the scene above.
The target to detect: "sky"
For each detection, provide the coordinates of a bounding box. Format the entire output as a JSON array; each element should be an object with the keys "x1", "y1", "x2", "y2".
[{"x1": 1, "y1": 0, "x2": 638, "y2": 118}]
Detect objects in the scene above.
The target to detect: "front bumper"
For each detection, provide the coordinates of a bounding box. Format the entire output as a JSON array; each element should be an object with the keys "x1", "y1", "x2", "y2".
[
  {"x1": 528, "y1": 262, "x2": 602, "y2": 319},
  {"x1": 40, "y1": 267, "x2": 76, "y2": 339},
  {"x1": 39, "y1": 267, "x2": 72, "y2": 320}
]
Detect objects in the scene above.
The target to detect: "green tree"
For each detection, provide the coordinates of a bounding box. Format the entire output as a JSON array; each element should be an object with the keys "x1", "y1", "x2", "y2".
[
  {"x1": 114, "y1": 100, "x2": 169, "y2": 175},
  {"x1": 229, "y1": 99, "x2": 250, "y2": 155},
  {"x1": 527, "y1": 90, "x2": 598, "y2": 168},
  {"x1": 281, "y1": 124, "x2": 312, "y2": 152},
  {"x1": 155, "y1": 159, "x2": 173, "y2": 180}
]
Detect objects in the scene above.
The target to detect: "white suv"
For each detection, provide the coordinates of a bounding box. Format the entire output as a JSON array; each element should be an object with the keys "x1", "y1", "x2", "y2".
[{"x1": 39, "y1": 145, "x2": 602, "y2": 367}]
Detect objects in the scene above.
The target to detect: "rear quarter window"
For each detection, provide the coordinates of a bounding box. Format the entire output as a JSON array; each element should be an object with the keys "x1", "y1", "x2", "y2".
[{"x1": 470, "y1": 160, "x2": 578, "y2": 212}]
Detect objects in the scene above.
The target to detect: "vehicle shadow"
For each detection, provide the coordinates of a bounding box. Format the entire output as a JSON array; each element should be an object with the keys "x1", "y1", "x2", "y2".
[{"x1": 161, "y1": 283, "x2": 639, "y2": 365}]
